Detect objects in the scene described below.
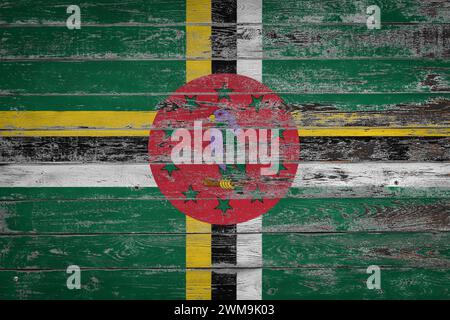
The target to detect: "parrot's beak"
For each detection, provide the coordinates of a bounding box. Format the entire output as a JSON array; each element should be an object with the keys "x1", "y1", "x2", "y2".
[{"x1": 208, "y1": 114, "x2": 216, "y2": 122}]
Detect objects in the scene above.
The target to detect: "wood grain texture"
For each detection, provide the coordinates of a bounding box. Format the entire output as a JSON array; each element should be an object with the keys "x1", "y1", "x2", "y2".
[
  {"x1": 263, "y1": 60, "x2": 450, "y2": 93},
  {"x1": 262, "y1": 267, "x2": 450, "y2": 299},
  {"x1": 0, "y1": 232, "x2": 449, "y2": 269},
  {"x1": 1, "y1": 24, "x2": 448, "y2": 60},
  {"x1": 262, "y1": 232, "x2": 450, "y2": 268},
  {"x1": 0, "y1": 234, "x2": 187, "y2": 269},
  {"x1": 0, "y1": 0, "x2": 187, "y2": 25},
  {"x1": 1, "y1": 105, "x2": 448, "y2": 129},
  {"x1": 0, "y1": 269, "x2": 186, "y2": 300},
  {"x1": 0, "y1": 60, "x2": 449, "y2": 95},
  {"x1": 0, "y1": 267, "x2": 448, "y2": 299},
  {"x1": 262, "y1": 0, "x2": 450, "y2": 24},
  {"x1": 0, "y1": 0, "x2": 448, "y2": 300},
  {"x1": 1, "y1": 93, "x2": 448, "y2": 111},
  {"x1": 1, "y1": 163, "x2": 448, "y2": 191},
  {"x1": 1, "y1": 186, "x2": 448, "y2": 201},
  {"x1": 0, "y1": 0, "x2": 447, "y2": 25},
  {"x1": 0, "y1": 197, "x2": 448, "y2": 234},
  {"x1": 1, "y1": 137, "x2": 449, "y2": 163}
]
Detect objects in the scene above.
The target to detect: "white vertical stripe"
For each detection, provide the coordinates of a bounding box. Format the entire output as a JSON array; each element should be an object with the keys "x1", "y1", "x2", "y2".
[
  {"x1": 237, "y1": 217, "x2": 262, "y2": 300},
  {"x1": 237, "y1": 269, "x2": 262, "y2": 300},
  {"x1": 237, "y1": 0, "x2": 262, "y2": 82},
  {"x1": 237, "y1": 217, "x2": 262, "y2": 268},
  {"x1": 236, "y1": 0, "x2": 263, "y2": 300}
]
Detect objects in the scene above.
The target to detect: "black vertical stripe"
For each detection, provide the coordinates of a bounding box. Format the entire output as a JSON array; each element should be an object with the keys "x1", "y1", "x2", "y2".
[
  {"x1": 211, "y1": 0, "x2": 238, "y2": 301},
  {"x1": 212, "y1": 225, "x2": 237, "y2": 265},
  {"x1": 212, "y1": 271, "x2": 237, "y2": 300},
  {"x1": 212, "y1": 0, "x2": 237, "y2": 73}
]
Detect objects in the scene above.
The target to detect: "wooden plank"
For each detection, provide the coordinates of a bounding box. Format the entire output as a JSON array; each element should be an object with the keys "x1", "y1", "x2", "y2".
[
  {"x1": 262, "y1": 0, "x2": 450, "y2": 24},
  {"x1": 2, "y1": 24, "x2": 447, "y2": 60},
  {"x1": 1, "y1": 186, "x2": 448, "y2": 201},
  {"x1": 0, "y1": 0, "x2": 447, "y2": 25},
  {"x1": 1, "y1": 232, "x2": 449, "y2": 269},
  {"x1": 0, "y1": 60, "x2": 448, "y2": 95},
  {"x1": 263, "y1": 59, "x2": 450, "y2": 93},
  {"x1": 263, "y1": 197, "x2": 450, "y2": 232},
  {"x1": 0, "y1": 234, "x2": 186, "y2": 269},
  {"x1": 262, "y1": 232, "x2": 450, "y2": 268},
  {"x1": 0, "y1": 267, "x2": 448, "y2": 299},
  {"x1": 1, "y1": 93, "x2": 448, "y2": 112},
  {"x1": 0, "y1": 163, "x2": 448, "y2": 190},
  {"x1": 0, "y1": 109, "x2": 448, "y2": 136},
  {"x1": 1, "y1": 137, "x2": 449, "y2": 162},
  {"x1": 1, "y1": 108, "x2": 448, "y2": 129},
  {"x1": 0, "y1": 197, "x2": 448, "y2": 234},
  {"x1": 0, "y1": 0, "x2": 187, "y2": 25},
  {"x1": 0, "y1": 197, "x2": 185, "y2": 234},
  {"x1": 0, "y1": 27, "x2": 186, "y2": 60},
  {"x1": 263, "y1": 24, "x2": 450, "y2": 59},
  {"x1": 263, "y1": 267, "x2": 450, "y2": 299},
  {"x1": 0, "y1": 269, "x2": 186, "y2": 300},
  {"x1": 0, "y1": 61, "x2": 184, "y2": 95},
  {"x1": 280, "y1": 93, "x2": 450, "y2": 112}
]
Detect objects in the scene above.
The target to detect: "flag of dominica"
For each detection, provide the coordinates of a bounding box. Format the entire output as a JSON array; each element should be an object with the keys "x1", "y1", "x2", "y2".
[{"x1": 0, "y1": 0, "x2": 449, "y2": 300}]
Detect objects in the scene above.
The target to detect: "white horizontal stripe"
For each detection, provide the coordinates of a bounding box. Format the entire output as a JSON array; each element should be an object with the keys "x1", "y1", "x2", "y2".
[
  {"x1": 0, "y1": 164, "x2": 155, "y2": 187},
  {"x1": 296, "y1": 162, "x2": 450, "y2": 188},
  {"x1": 1, "y1": 163, "x2": 448, "y2": 188}
]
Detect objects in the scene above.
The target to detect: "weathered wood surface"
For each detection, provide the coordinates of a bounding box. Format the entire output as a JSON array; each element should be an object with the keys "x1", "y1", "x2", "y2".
[
  {"x1": 0, "y1": 60, "x2": 449, "y2": 94},
  {"x1": 1, "y1": 186, "x2": 448, "y2": 201},
  {"x1": 0, "y1": 269, "x2": 186, "y2": 300},
  {"x1": 0, "y1": 197, "x2": 448, "y2": 233},
  {"x1": 0, "y1": 267, "x2": 448, "y2": 300},
  {"x1": 0, "y1": 24, "x2": 449, "y2": 60},
  {"x1": 1, "y1": 0, "x2": 448, "y2": 25},
  {"x1": 1, "y1": 106, "x2": 449, "y2": 129},
  {"x1": 0, "y1": 233, "x2": 449, "y2": 269},
  {"x1": 1, "y1": 137, "x2": 449, "y2": 162},
  {"x1": 0, "y1": 163, "x2": 448, "y2": 190},
  {"x1": 262, "y1": 267, "x2": 450, "y2": 300},
  {"x1": 1, "y1": 93, "x2": 449, "y2": 111},
  {"x1": 0, "y1": 0, "x2": 449, "y2": 300}
]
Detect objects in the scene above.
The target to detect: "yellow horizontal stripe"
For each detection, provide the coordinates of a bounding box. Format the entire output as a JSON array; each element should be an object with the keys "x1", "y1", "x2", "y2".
[
  {"x1": 0, "y1": 111, "x2": 448, "y2": 137},
  {"x1": 298, "y1": 127, "x2": 450, "y2": 137},
  {"x1": 0, "y1": 111, "x2": 156, "y2": 130},
  {"x1": 1, "y1": 128, "x2": 448, "y2": 137}
]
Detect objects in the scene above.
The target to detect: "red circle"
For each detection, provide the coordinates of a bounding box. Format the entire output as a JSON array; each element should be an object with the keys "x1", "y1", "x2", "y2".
[{"x1": 148, "y1": 74, "x2": 299, "y2": 224}]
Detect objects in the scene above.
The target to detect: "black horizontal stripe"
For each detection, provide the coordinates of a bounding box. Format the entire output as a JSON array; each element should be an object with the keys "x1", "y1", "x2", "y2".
[{"x1": 1, "y1": 136, "x2": 449, "y2": 162}]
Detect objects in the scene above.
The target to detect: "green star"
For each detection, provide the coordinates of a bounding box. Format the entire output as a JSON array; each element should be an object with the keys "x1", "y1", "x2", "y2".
[
  {"x1": 250, "y1": 185, "x2": 264, "y2": 203},
  {"x1": 277, "y1": 163, "x2": 288, "y2": 175},
  {"x1": 219, "y1": 164, "x2": 247, "y2": 180},
  {"x1": 215, "y1": 198, "x2": 233, "y2": 215},
  {"x1": 182, "y1": 185, "x2": 199, "y2": 203},
  {"x1": 215, "y1": 84, "x2": 233, "y2": 101},
  {"x1": 249, "y1": 95, "x2": 264, "y2": 112},
  {"x1": 163, "y1": 128, "x2": 174, "y2": 140},
  {"x1": 161, "y1": 163, "x2": 179, "y2": 177},
  {"x1": 184, "y1": 95, "x2": 200, "y2": 112},
  {"x1": 273, "y1": 129, "x2": 285, "y2": 140}
]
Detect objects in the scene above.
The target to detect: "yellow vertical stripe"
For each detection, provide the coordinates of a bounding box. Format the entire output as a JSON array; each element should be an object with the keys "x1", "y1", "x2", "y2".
[
  {"x1": 186, "y1": 0, "x2": 211, "y2": 82},
  {"x1": 186, "y1": 0, "x2": 212, "y2": 300},
  {"x1": 186, "y1": 217, "x2": 212, "y2": 300}
]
